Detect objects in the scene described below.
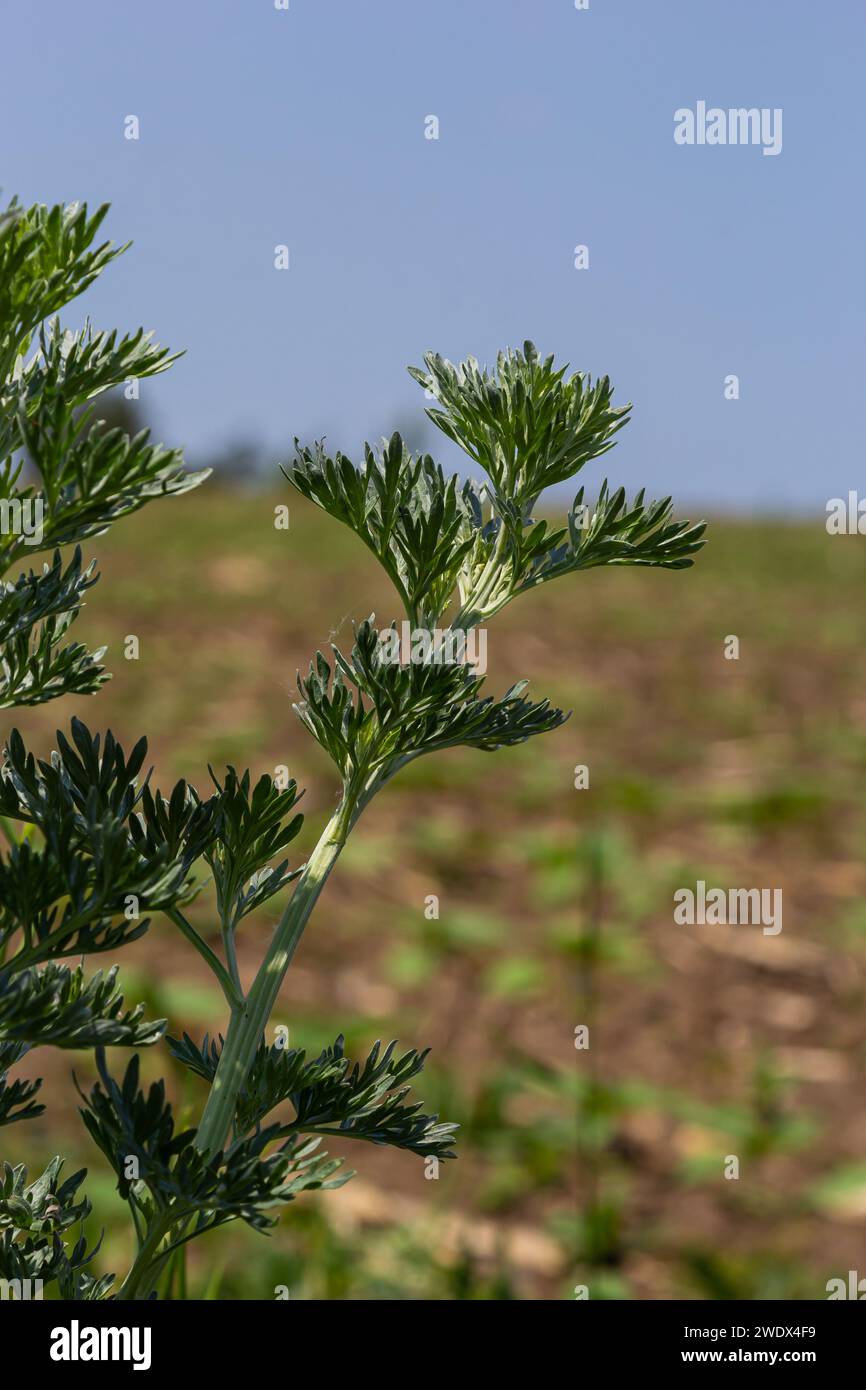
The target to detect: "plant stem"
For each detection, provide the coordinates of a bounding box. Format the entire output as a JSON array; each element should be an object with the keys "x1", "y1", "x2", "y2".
[
  {"x1": 166, "y1": 907, "x2": 244, "y2": 1013},
  {"x1": 116, "y1": 1213, "x2": 172, "y2": 1301},
  {"x1": 194, "y1": 794, "x2": 360, "y2": 1159},
  {"x1": 222, "y1": 919, "x2": 242, "y2": 997}
]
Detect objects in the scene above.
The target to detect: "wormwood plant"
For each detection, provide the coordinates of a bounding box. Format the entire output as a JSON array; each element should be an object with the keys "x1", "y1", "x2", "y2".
[
  {"x1": 0, "y1": 195, "x2": 705, "y2": 1301},
  {"x1": 0, "y1": 197, "x2": 209, "y2": 1297}
]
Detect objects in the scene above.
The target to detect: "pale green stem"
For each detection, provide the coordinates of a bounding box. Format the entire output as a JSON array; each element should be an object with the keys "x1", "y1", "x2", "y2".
[
  {"x1": 121, "y1": 780, "x2": 379, "y2": 1300},
  {"x1": 166, "y1": 907, "x2": 244, "y2": 1014},
  {"x1": 116, "y1": 1212, "x2": 173, "y2": 1301},
  {"x1": 194, "y1": 792, "x2": 363, "y2": 1160},
  {"x1": 221, "y1": 915, "x2": 242, "y2": 997}
]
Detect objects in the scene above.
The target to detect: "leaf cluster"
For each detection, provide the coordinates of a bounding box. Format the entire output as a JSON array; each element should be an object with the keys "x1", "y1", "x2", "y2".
[
  {"x1": 295, "y1": 617, "x2": 565, "y2": 784},
  {"x1": 0, "y1": 1156, "x2": 111, "y2": 1298},
  {"x1": 287, "y1": 433, "x2": 481, "y2": 626},
  {"x1": 78, "y1": 1052, "x2": 348, "y2": 1261},
  {"x1": 0, "y1": 198, "x2": 208, "y2": 705},
  {"x1": 0, "y1": 719, "x2": 199, "y2": 973},
  {"x1": 409, "y1": 339, "x2": 629, "y2": 508},
  {"x1": 169, "y1": 1030, "x2": 458, "y2": 1160},
  {"x1": 286, "y1": 342, "x2": 705, "y2": 633},
  {"x1": 199, "y1": 766, "x2": 305, "y2": 928},
  {"x1": 0, "y1": 1042, "x2": 42, "y2": 1126},
  {"x1": 0, "y1": 964, "x2": 163, "y2": 1051}
]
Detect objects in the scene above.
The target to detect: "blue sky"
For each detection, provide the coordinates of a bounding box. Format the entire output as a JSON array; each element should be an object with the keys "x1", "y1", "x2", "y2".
[{"x1": 3, "y1": 0, "x2": 863, "y2": 510}]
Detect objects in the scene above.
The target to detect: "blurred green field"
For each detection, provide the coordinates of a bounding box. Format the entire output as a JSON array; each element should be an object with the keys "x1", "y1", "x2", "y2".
[{"x1": 7, "y1": 487, "x2": 866, "y2": 1299}]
